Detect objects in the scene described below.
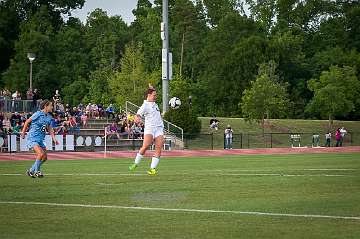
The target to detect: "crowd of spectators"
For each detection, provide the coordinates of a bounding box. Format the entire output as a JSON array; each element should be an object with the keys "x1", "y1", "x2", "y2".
[{"x1": 0, "y1": 89, "x2": 145, "y2": 146}]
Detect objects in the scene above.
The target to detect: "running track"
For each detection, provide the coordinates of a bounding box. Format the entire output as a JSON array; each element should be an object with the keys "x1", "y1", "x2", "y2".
[{"x1": 1, "y1": 146, "x2": 360, "y2": 161}]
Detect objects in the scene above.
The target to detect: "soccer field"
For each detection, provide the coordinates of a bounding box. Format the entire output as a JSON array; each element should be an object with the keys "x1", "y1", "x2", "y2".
[{"x1": 0, "y1": 153, "x2": 359, "y2": 239}]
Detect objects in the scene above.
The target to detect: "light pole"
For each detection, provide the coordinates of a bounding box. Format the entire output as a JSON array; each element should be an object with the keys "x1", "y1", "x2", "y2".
[
  {"x1": 161, "y1": 0, "x2": 169, "y2": 113},
  {"x1": 27, "y1": 53, "x2": 36, "y2": 90}
]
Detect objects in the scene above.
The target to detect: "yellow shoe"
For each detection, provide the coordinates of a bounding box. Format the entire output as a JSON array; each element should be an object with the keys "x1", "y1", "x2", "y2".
[{"x1": 147, "y1": 168, "x2": 157, "y2": 176}]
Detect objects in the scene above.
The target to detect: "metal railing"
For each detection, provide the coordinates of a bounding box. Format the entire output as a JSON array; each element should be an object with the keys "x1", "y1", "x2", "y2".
[
  {"x1": 125, "y1": 101, "x2": 184, "y2": 142},
  {"x1": 0, "y1": 98, "x2": 40, "y2": 113}
]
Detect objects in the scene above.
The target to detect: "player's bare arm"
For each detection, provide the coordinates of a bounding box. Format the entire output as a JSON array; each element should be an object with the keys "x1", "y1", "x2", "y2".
[{"x1": 21, "y1": 118, "x2": 32, "y2": 139}]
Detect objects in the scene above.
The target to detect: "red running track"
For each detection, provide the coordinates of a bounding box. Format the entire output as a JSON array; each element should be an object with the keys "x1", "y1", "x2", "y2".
[{"x1": 1, "y1": 146, "x2": 360, "y2": 161}]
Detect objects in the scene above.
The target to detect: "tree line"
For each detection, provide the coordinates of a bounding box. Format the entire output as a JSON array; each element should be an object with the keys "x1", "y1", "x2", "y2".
[{"x1": 1, "y1": 0, "x2": 360, "y2": 125}]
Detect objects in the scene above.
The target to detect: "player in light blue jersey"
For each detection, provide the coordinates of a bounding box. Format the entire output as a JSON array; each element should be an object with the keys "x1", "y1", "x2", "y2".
[{"x1": 21, "y1": 100, "x2": 58, "y2": 178}]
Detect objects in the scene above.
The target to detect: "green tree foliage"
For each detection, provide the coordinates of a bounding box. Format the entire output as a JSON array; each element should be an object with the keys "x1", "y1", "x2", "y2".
[
  {"x1": 164, "y1": 105, "x2": 201, "y2": 135},
  {"x1": 2, "y1": 5, "x2": 56, "y2": 96},
  {"x1": 306, "y1": 66, "x2": 360, "y2": 129},
  {"x1": 241, "y1": 61, "x2": 290, "y2": 132},
  {"x1": 108, "y1": 42, "x2": 157, "y2": 107},
  {"x1": 195, "y1": 12, "x2": 266, "y2": 116}
]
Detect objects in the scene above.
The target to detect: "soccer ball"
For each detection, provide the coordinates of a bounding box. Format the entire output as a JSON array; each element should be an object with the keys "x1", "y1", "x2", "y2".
[{"x1": 169, "y1": 97, "x2": 181, "y2": 109}]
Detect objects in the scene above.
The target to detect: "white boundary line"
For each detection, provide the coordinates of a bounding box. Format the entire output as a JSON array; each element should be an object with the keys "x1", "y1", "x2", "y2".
[
  {"x1": 0, "y1": 173, "x2": 351, "y2": 177},
  {"x1": 0, "y1": 201, "x2": 359, "y2": 221}
]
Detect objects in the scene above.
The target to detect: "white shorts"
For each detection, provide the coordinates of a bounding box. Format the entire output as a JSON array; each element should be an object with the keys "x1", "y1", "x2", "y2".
[{"x1": 144, "y1": 127, "x2": 164, "y2": 139}]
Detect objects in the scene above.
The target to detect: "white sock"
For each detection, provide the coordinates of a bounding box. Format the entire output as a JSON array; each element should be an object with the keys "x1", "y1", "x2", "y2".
[
  {"x1": 150, "y1": 156, "x2": 160, "y2": 169},
  {"x1": 134, "y1": 153, "x2": 143, "y2": 165}
]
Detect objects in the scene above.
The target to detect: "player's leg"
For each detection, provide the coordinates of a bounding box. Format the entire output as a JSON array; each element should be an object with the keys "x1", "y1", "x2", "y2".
[
  {"x1": 33, "y1": 145, "x2": 46, "y2": 178},
  {"x1": 129, "y1": 133, "x2": 153, "y2": 171},
  {"x1": 148, "y1": 130, "x2": 164, "y2": 176},
  {"x1": 27, "y1": 144, "x2": 45, "y2": 178}
]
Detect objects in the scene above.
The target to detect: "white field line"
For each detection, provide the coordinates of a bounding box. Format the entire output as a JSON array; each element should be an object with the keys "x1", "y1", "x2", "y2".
[
  {"x1": 304, "y1": 169, "x2": 358, "y2": 171},
  {"x1": 0, "y1": 173, "x2": 351, "y2": 177},
  {"x1": 0, "y1": 201, "x2": 359, "y2": 221},
  {"x1": 0, "y1": 173, "x2": 143, "y2": 176},
  {"x1": 216, "y1": 173, "x2": 347, "y2": 177}
]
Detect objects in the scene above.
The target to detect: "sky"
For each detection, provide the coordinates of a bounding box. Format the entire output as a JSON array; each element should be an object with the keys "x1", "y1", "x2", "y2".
[{"x1": 69, "y1": 0, "x2": 153, "y2": 25}]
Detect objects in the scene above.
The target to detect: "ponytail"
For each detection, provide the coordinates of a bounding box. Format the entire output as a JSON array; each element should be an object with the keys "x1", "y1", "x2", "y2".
[{"x1": 39, "y1": 99, "x2": 51, "y2": 110}]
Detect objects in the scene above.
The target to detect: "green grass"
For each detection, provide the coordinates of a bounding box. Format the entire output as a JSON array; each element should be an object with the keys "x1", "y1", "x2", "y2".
[{"x1": 1, "y1": 153, "x2": 360, "y2": 238}]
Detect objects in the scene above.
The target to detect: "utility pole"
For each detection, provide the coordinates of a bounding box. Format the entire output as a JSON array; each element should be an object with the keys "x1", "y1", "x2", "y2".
[{"x1": 161, "y1": 0, "x2": 170, "y2": 113}]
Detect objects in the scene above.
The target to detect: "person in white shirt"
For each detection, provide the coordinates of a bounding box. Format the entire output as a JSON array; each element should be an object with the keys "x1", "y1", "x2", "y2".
[
  {"x1": 129, "y1": 87, "x2": 164, "y2": 175},
  {"x1": 339, "y1": 127, "x2": 347, "y2": 146}
]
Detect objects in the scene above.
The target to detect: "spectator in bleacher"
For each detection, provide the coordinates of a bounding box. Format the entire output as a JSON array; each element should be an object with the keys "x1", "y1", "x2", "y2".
[
  {"x1": 0, "y1": 112, "x2": 4, "y2": 128},
  {"x1": 11, "y1": 121, "x2": 22, "y2": 136},
  {"x1": 10, "y1": 112, "x2": 21, "y2": 127},
  {"x1": 130, "y1": 122, "x2": 144, "y2": 139},
  {"x1": 98, "y1": 104, "x2": 104, "y2": 118},
  {"x1": 67, "y1": 115, "x2": 80, "y2": 134},
  {"x1": 2, "y1": 117, "x2": 10, "y2": 133},
  {"x1": 104, "y1": 122, "x2": 120, "y2": 139},
  {"x1": 92, "y1": 104, "x2": 99, "y2": 119},
  {"x1": 81, "y1": 112, "x2": 89, "y2": 127},
  {"x1": 106, "y1": 104, "x2": 116, "y2": 119}
]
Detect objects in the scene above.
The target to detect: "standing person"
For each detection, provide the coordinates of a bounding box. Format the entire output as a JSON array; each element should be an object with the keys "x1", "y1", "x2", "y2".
[
  {"x1": 21, "y1": 100, "x2": 58, "y2": 178},
  {"x1": 335, "y1": 128, "x2": 341, "y2": 147},
  {"x1": 325, "y1": 131, "x2": 331, "y2": 147},
  {"x1": 129, "y1": 87, "x2": 164, "y2": 175},
  {"x1": 339, "y1": 127, "x2": 347, "y2": 146},
  {"x1": 224, "y1": 125, "x2": 233, "y2": 149}
]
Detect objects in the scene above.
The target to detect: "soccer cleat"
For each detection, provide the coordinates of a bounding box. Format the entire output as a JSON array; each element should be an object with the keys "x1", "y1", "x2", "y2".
[
  {"x1": 35, "y1": 171, "x2": 44, "y2": 178},
  {"x1": 129, "y1": 164, "x2": 137, "y2": 171},
  {"x1": 26, "y1": 169, "x2": 36, "y2": 178},
  {"x1": 147, "y1": 168, "x2": 157, "y2": 176}
]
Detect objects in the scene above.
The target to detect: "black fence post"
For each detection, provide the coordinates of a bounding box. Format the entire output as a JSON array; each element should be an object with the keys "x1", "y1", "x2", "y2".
[
  {"x1": 223, "y1": 133, "x2": 226, "y2": 149},
  {"x1": 211, "y1": 133, "x2": 214, "y2": 150},
  {"x1": 240, "y1": 133, "x2": 243, "y2": 149},
  {"x1": 248, "y1": 134, "x2": 250, "y2": 149},
  {"x1": 270, "y1": 133, "x2": 273, "y2": 148}
]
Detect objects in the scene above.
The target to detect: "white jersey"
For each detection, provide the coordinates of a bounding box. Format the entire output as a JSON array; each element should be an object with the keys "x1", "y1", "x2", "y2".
[{"x1": 137, "y1": 100, "x2": 164, "y2": 129}]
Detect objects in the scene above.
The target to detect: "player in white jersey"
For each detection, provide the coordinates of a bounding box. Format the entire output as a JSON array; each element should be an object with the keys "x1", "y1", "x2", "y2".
[{"x1": 129, "y1": 87, "x2": 164, "y2": 175}]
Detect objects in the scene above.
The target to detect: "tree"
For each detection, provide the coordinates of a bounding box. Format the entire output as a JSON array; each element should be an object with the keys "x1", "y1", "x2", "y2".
[
  {"x1": 241, "y1": 61, "x2": 290, "y2": 133},
  {"x1": 306, "y1": 66, "x2": 360, "y2": 129},
  {"x1": 108, "y1": 42, "x2": 157, "y2": 107}
]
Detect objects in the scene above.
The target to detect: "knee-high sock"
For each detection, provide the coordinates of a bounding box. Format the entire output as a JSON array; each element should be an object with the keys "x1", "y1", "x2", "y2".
[
  {"x1": 134, "y1": 153, "x2": 143, "y2": 165},
  {"x1": 31, "y1": 159, "x2": 42, "y2": 172},
  {"x1": 150, "y1": 156, "x2": 160, "y2": 169}
]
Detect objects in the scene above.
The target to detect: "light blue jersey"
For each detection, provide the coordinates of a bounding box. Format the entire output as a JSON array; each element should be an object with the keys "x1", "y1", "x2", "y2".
[{"x1": 27, "y1": 111, "x2": 52, "y2": 148}]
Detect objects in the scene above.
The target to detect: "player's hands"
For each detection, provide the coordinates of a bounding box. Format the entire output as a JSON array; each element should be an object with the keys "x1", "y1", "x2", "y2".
[
  {"x1": 20, "y1": 132, "x2": 26, "y2": 139},
  {"x1": 53, "y1": 139, "x2": 59, "y2": 145}
]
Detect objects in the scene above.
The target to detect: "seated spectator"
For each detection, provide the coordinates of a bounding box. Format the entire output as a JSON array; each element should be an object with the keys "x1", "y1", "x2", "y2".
[
  {"x1": 106, "y1": 104, "x2": 116, "y2": 119},
  {"x1": 11, "y1": 121, "x2": 22, "y2": 136},
  {"x1": 81, "y1": 112, "x2": 89, "y2": 127},
  {"x1": 67, "y1": 116, "x2": 80, "y2": 134},
  {"x1": 104, "y1": 122, "x2": 120, "y2": 139},
  {"x1": 209, "y1": 115, "x2": 219, "y2": 130},
  {"x1": 130, "y1": 122, "x2": 144, "y2": 139},
  {"x1": 98, "y1": 104, "x2": 105, "y2": 118},
  {"x1": 10, "y1": 112, "x2": 21, "y2": 127}
]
